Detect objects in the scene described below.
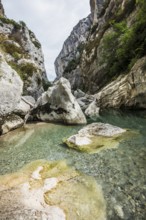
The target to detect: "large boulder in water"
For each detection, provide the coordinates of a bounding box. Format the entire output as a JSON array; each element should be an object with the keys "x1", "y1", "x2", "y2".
[
  {"x1": 64, "y1": 122, "x2": 126, "y2": 153},
  {"x1": 34, "y1": 77, "x2": 87, "y2": 124}
]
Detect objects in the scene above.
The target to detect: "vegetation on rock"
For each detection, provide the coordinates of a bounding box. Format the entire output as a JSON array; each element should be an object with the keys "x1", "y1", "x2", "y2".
[
  {"x1": 101, "y1": 0, "x2": 146, "y2": 78},
  {"x1": 8, "y1": 61, "x2": 37, "y2": 81}
]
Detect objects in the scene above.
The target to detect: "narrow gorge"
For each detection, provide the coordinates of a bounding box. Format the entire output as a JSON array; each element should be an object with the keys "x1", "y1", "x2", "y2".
[{"x1": 0, "y1": 0, "x2": 146, "y2": 219}]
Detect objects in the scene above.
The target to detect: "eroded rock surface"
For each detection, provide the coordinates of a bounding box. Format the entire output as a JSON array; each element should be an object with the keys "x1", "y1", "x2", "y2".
[
  {"x1": 0, "y1": 1, "x2": 48, "y2": 99},
  {"x1": 64, "y1": 122, "x2": 126, "y2": 153},
  {"x1": 0, "y1": 53, "x2": 23, "y2": 116},
  {"x1": 55, "y1": 15, "x2": 92, "y2": 90},
  {"x1": 0, "y1": 160, "x2": 106, "y2": 220},
  {"x1": 34, "y1": 77, "x2": 87, "y2": 124}
]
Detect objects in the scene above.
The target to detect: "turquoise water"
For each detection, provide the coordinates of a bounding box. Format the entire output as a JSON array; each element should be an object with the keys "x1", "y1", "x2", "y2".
[{"x1": 0, "y1": 110, "x2": 146, "y2": 219}]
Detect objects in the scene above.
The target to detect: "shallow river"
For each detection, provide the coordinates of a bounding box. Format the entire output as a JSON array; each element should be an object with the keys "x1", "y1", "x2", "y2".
[{"x1": 0, "y1": 110, "x2": 146, "y2": 219}]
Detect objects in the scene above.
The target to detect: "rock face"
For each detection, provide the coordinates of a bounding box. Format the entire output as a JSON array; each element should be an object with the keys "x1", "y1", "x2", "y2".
[
  {"x1": 54, "y1": 15, "x2": 92, "y2": 90},
  {"x1": 0, "y1": 160, "x2": 106, "y2": 220},
  {"x1": 0, "y1": 53, "x2": 23, "y2": 116},
  {"x1": 0, "y1": 0, "x2": 5, "y2": 17},
  {"x1": 1, "y1": 114, "x2": 24, "y2": 135},
  {"x1": 95, "y1": 57, "x2": 146, "y2": 109},
  {"x1": 33, "y1": 77, "x2": 87, "y2": 124},
  {"x1": 55, "y1": 0, "x2": 146, "y2": 109},
  {"x1": 0, "y1": 0, "x2": 50, "y2": 135},
  {"x1": 90, "y1": 0, "x2": 109, "y2": 22},
  {"x1": 64, "y1": 122, "x2": 126, "y2": 153},
  {"x1": 0, "y1": 2, "x2": 48, "y2": 99},
  {"x1": 0, "y1": 53, "x2": 23, "y2": 134}
]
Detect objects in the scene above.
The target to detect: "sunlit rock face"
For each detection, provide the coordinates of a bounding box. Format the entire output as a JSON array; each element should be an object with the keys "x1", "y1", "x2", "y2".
[
  {"x1": 0, "y1": 53, "x2": 23, "y2": 117},
  {"x1": 0, "y1": 0, "x2": 49, "y2": 134},
  {"x1": 0, "y1": 160, "x2": 106, "y2": 220}
]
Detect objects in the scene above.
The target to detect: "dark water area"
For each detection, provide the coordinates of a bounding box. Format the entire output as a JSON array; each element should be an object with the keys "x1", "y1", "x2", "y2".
[{"x1": 0, "y1": 110, "x2": 146, "y2": 219}]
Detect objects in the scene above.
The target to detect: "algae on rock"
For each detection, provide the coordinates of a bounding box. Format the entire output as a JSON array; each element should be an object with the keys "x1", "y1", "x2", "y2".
[
  {"x1": 64, "y1": 122, "x2": 127, "y2": 153},
  {"x1": 0, "y1": 160, "x2": 106, "y2": 220}
]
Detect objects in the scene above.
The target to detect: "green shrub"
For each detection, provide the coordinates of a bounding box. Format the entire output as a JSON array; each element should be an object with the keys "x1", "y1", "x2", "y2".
[
  {"x1": 0, "y1": 16, "x2": 21, "y2": 30},
  {"x1": 1, "y1": 42, "x2": 23, "y2": 59},
  {"x1": 42, "y1": 79, "x2": 52, "y2": 91},
  {"x1": 101, "y1": 0, "x2": 146, "y2": 78},
  {"x1": 19, "y1": 63, "x2": 37, "y2": 76},
  {"x1": 8, "y1": 61, "x2": 37, "y2": 81},
  {"x1": 64, "y1": 58, "x2": 80, "y2": 73},
  {"x1": 32, "y1": 40, "x2": 41, "y2": 49}
]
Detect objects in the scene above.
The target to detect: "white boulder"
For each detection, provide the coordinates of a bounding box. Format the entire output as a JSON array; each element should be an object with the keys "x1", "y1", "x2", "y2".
[
  {"x1": 35, "y1": 77, "x2": 87, "y2": 124},
  {"x1": 0, "y1": 53, "x2": 23, "y2": 116}
]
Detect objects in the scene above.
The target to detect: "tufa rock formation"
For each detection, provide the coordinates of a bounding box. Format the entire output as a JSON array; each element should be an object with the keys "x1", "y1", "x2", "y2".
[{"x1": 55, "y1": 0, "x2": 146, "y2": 110}]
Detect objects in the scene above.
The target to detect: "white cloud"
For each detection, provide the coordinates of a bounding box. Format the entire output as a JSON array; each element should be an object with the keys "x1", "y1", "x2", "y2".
[{"x1": 2, "y1": 0, "x2": 90, "y2": 80}]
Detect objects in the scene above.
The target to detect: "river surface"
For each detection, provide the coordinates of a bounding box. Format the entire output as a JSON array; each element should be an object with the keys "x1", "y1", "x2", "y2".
[{"x1": 0, "y1": 110, "x2": 146, "y2": 219}]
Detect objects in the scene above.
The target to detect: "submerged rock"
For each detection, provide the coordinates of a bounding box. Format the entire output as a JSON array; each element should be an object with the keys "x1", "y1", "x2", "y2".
[
  {"x1": 34, "y1": 77, "x2": 87, "y2": 124},
  {"x1": 64, "y1": 122, "x2": 126, "y2": 153},
  {"x1": 0, "y1": 160, "x2": 106, "y2": 220}
]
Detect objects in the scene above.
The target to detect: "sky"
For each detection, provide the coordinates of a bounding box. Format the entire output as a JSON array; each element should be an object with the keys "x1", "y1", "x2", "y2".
[{"x1": 2, "y1": 0, "x2": 90, "y2": 80}]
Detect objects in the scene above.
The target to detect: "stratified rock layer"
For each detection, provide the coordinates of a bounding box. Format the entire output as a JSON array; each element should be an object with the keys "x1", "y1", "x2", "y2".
[{"x1": 95, "y1": 57, "x2": 146, "y2": 109}]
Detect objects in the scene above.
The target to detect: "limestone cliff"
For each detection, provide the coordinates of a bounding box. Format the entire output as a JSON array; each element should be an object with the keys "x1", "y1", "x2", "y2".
[
  {"x1": 55, "y1": 0, "x2": 146, "y2": 109},
  {"x1": 0, "y1": 0, "x2": 49, "y2": 134},
  {"x1": 0, "y1": 0, "x2": 48, "y2": 99},
  {"x1": 55, "y1": 15, "x2": 92, "y2": 90}
]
